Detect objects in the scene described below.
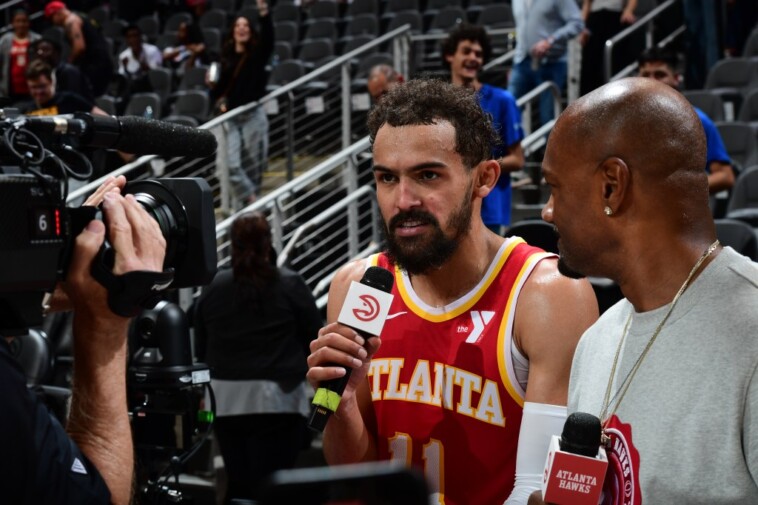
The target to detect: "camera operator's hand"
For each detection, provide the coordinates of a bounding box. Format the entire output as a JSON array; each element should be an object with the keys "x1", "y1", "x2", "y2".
[
  {"x1": 45, "y1": 175, "x2": 128, "y2": 313},
  {"x1": 64, "y1": 191, "x2": 166, "y2": 316},
  {"x1": 82, "y1": 174, "x2": 126, "y2": 207},
  {"x1": 62, "y1": 191, "x2": 166, "y2": 505}
]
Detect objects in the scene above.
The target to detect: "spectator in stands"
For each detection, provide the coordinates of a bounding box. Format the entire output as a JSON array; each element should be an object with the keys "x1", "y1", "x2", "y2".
[
  {"x1": 442, "y1": 23, "x2": 525, "y2": 234},
  {"x1": 209, "y1": 0, "x2": 274, "y2": 205},
  {"x1": 194, "y1": 212, "x2": 320, "y2": 504},
  {"x1": 638, "y1": 47, "x2": 734, "y2": 194},
  {"x1": 118, "y1": 24, "x2": 162, "y2": 94},
  {"x1": 0, "y1": 9, "x2": 40, "y2": 103},
  {"x1": 30, "y1": 36, "x2": 94, "y2": 102},
  {"x1": 20, "y1": 59, "x2": 105, "y2": 116},
  {"x1": 580, "y1": 0, "x2": 637, "y2": 95},
  {"x1": 366, "y1": 64, "x2": 403, "y2": 103},
  {"x1": 44, "y1": 1, "x2": 114, "y2": 97},
  {"x1": 509, "y1": 0, "x2": 583, "y2": 127},
  {"x1": 530, "y1": 76, "x2": 758, "y2": 505},
  {"x1": 162, "y1": 21, "x2": 209, "y2": 77},
  {"x1": 20, "y1": 59, "x2": 132, "y2": 182},
  {"x1": 307, "y1": 79, "x2": 598, "y2": 505}
]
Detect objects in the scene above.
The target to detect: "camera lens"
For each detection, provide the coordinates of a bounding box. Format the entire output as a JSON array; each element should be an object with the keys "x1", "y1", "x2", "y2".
[
  {"x1": 131, "y1": 193, "x2": 177, "y2": 240},
  {"x1": 123, "y1": 180, "x2": 189, "y2": 271}
]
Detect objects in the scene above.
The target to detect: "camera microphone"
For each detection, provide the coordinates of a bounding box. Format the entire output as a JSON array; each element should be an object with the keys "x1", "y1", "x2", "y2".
[
  {"x1": 16, "y1": 113, "x2": 217, "y2": 158},
  {"x1": 308, "y1": 266, "x2": 394, "y2": 433}
]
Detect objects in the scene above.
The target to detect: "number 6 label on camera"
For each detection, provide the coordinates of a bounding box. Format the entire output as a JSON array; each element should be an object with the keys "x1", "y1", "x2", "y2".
[{"x1": 31, "y1": 207, "x2": 61, "y2": 240}]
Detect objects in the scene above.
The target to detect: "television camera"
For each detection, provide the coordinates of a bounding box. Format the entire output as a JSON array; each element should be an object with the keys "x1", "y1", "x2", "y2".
[{"x1": 0, "y1": 108, "x2": 220, "y2": 504}]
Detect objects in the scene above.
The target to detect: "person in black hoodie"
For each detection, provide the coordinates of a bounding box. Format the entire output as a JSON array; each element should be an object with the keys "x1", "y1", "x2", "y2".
[
  {"x1": 193, "y1": 212, "x2": 321, "y2": 504},
  {"x1": 210, "y1": 0, "x2": 274, "y2": 205}
]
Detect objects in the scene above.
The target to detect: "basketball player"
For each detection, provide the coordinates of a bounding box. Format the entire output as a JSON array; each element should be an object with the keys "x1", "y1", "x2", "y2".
[{"x1": 306, "y1": 79, "x2": 599, "y2": 504}]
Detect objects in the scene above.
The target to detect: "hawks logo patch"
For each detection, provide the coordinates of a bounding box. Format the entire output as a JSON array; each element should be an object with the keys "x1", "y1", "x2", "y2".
[{"x1": 600, "y1": 415, "x2": 642, "y2": 505}]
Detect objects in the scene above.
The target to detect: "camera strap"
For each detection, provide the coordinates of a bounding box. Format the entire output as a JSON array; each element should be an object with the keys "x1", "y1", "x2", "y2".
[{"x1": 91, "y1": 247, "x2": 175, "y2": 318}]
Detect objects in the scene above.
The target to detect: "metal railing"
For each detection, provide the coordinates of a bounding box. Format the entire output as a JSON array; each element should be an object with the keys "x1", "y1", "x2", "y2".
[
  {"x1": 68, "y1": 25, "x2": 414, "y2": 212},
  {"x1": 212, "y1": 137, "x2": 376, "y2": 306},
  {"x1": 515, "y1": 80, "x2": 562, "y2": 136},
  {"x1": 604, "y1": 0, "x2": 686, "y2": 82}
]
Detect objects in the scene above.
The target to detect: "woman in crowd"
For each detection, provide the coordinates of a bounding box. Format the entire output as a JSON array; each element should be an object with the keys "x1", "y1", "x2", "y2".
[
  {"x1": 209, "y1": 0, "x2": 273, "y2": 205},
  {"x1": 193, "y1": 212, "x2": 321, "y2": 504}
]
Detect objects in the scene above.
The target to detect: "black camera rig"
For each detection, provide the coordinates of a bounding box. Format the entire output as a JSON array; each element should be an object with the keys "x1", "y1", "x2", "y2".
[
  {"x1": 0, "y1": 108, "x2": 218, "y2": 333},
  {"x1": 0, "y1": 108, "x2": 220, "y2": 503}
]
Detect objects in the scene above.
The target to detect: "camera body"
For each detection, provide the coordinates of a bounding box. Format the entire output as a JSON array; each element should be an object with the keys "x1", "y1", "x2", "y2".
[
  {"x1": 0, "y1": 173, "x2": 218, "y2": 334},
  {"x1": 0, "y1": 174, "x2": 68, "y2": 333},
  {"x1": 0, "y1": 107, "x2": 220, "y2": 329}
]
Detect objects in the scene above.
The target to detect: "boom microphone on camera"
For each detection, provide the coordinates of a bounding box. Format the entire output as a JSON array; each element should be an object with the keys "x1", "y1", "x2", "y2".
[
  {"x1": 308, "y1": 266, "x2": 394, "y2": 433},
  {"x1": 17, "y1": 113, "x2": 217, "y2": 158},
  {"x1": 541, "y1": 412, "x2": 608, "y2": 504}
]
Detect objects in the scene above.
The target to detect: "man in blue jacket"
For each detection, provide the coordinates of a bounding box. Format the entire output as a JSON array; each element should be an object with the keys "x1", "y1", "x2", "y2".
[{"x1": 443, "y1": 23, "x2": 525, "y2": 234}]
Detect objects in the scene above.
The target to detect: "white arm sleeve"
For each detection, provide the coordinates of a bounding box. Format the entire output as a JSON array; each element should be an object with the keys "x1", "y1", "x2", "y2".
[{"x1": 504, "y1": 402, "x2": 568, "y2": 505}]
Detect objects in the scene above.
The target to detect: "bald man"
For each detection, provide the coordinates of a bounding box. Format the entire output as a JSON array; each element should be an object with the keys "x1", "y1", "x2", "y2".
[
  {"x1": 530, "y1": 77, "x2": 758, "y2": 504},
  {"x1": 366, "y1": 64, "x2": 403, "y2": 103}
]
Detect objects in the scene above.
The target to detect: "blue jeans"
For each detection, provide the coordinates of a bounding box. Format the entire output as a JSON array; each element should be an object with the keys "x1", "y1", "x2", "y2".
[
  {"x1": 508, "y1": 57, "x2": 567, "y2": 128},
  {"x1": 224, "y1": 105, "x2": 269, "y2": 201}
]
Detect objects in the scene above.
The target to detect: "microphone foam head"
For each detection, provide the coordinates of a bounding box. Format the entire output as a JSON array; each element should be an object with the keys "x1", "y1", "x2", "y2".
[
  {"x1": 560, "y1": 412, "x2": 602, "y2": 457},
  {"x1": 361, "y1": 266, "x2": 394, "y2": 293},
  {"x1": 117, "y1": 116, "x2": 217, "y2": 158}
]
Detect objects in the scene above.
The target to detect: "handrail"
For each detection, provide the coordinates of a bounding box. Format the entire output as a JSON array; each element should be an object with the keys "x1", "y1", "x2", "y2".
[
  {"x1": 522, "y1": 119, "x2": 556, "y2": 157},
  {"x1": 515, "y1": 80, "x2": 560, "y2": 109},
  {"x1": 0, "y1": 0, "x2": 27, "y2": 10},
  {"x1": 411, "y1": 27, "x2": 515, "y2": 43},
  {"x1": 67, "y1": 23, "x2": 409, "y2": 204},
  {"x1": 604, "y1": 0, "x2": 681, "y2": 82},
  {"x1": 215, "y1": 136, "x2": 372, "y2": 235},
  {"x1": 277, "y1": 185, "x2": 376, "y2": 267},
  {"x1": 514, "y1": 80, "x2": 561, "y2": 134},
  {"x1": 196, "y1": 24, "x2": 414, "y2": 131},
  {"x1": 483, "y1": 49, "x2": 517, "y2": 71}
]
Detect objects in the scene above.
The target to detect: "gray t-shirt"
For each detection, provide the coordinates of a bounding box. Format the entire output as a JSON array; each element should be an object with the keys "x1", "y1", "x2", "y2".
[{"x1": 569, "y1": 247, "x2": 758, "y2": 504}]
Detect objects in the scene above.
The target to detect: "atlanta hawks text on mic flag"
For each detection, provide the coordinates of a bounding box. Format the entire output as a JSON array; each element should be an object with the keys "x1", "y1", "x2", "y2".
[{"x1": 542, "y1": 412, "x2": 608, "y2": 504}]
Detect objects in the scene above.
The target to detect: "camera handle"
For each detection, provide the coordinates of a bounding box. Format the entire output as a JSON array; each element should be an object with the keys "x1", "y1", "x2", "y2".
[{"x1": 90, "y1": 246, "x2": 175, "y2": 317}]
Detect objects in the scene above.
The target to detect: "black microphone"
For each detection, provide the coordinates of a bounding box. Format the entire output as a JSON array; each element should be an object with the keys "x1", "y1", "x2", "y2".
[
  {"x1": 560, "y1": 412, "x2": 602, "y2": 457},
  {"x1": 542, "y1": 412, "x2": 607, "y2": 504},
  {"x1": 308, "y1": 266, "x2": 394, "y2": 433},
  {"x1": 16, "y1": 113, "x2": 217, "y2": 158}
]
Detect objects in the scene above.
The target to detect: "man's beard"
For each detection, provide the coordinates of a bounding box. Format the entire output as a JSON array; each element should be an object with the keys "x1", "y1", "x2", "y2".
[{"x1": 382, "y1": 189, "x2": 473, "y2": 276}]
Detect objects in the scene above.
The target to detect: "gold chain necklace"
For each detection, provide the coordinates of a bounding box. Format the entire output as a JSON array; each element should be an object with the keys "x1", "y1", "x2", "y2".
[{"x1": 598, "y1": 240, "x2": 720, "y2": 443}]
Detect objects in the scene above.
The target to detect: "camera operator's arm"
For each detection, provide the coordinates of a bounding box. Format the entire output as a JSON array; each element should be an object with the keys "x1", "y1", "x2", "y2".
[{"x1": 63, "y1": 192, "x2": 166, "y2": 505}]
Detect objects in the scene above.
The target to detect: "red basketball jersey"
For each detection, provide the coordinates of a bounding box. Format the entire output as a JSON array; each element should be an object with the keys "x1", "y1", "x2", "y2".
[{"x1": 368, "y1": 237, "x2": 553, "y2": 505}]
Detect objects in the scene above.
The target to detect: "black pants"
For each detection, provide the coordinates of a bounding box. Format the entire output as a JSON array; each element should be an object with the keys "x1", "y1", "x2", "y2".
[
  {"x1": 215, "y1": 413, "x2": 306, "y2": 504},
  {"x1": 581, "y1": 9, "x2": 624, "y2": 96}
]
